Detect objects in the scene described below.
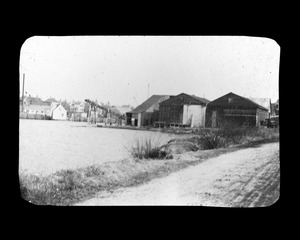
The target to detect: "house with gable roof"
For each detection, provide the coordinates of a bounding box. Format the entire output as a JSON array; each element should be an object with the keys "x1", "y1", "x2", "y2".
[
  {"x1": 158, "y1": 93, "x2": 210, "y2": 128},
  {"x1": 205, "y1": 92, "x2": 269, "y2": 127},
  {"x1": 52, "y1": 103, "x2": 67, "y2": 120},
  {"x1": 126, "y1": 95, "x2": 171, "y2": 127}
]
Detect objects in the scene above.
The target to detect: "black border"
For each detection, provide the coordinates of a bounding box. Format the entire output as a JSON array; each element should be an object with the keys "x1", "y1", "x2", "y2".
[{"x1": 11, "y1": 24, "x2": 286, "y2": 227}]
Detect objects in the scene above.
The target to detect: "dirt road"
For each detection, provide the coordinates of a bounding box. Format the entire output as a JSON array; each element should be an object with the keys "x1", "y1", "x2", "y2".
[{"x1": 75, "y1": 142, "x2": 280, "y2": 207}]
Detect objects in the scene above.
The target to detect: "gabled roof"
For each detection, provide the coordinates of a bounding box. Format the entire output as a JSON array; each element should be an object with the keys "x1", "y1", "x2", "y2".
[
  {"x1": 249, "y1": 98, "x2": 271, "y2": 112},
  {"x1": 24, "y1": 96, "x2": 46, "y2": 105},
  {"x1": 45, "y1": 97, "x2": 59, "y2": 102},
  {"x1": 190, "y1": 95, "x2": 210, "y2": 104},
  {"x1": 130, "y1": 95, "x2": 170, "y2": 113},
  {"x1": 52, "y1": 103, "x2": 67, "y2": 112},
  {"x1": 208, "y1": 92, "x2": 269, "y2": 111},
  {"x1": 159, "y1": 93, "x2": 209, "y2": 106},
  {"x1": 244, "y1": 97, "x2": 269, "y2": 111}
]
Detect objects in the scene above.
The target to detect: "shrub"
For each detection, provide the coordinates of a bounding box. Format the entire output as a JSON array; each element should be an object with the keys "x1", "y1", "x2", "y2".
[
  {"x1": 19, "y1": 172, "x2": 59, "y2": 205},
  {"x1": 199, "y1": 129, "x2": 227, "y2": 149},
  {"x1": 128, "y1": 137, "x2": 167, "y2": 160},
  {"x1": 196, "y1": 122, "x2": 252, "y2": 150},
  {"x1": 195, "y1": 122, "x2": 279, "y2": 150}
]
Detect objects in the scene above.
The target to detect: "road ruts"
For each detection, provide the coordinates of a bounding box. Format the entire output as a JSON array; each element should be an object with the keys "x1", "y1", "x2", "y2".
[{"x1": 75, "y1": 142, "x2": 280, "y2": 207}]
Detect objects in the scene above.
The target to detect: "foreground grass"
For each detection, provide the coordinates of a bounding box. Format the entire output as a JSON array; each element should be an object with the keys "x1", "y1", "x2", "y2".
[{"x1": 20, "y1": 127, "x2": 279, "y2": 205}]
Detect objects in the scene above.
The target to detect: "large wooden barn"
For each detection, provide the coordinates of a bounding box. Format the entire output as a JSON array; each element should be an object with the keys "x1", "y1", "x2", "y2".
[
  {"x1": 205, "y1": 92, "x2": 269, "y2": 128},
  {"x1": 126, "y1": 95, "x2": 171, "y2": 127},
  {"x1": 158, "y1": 93, "x2": 210, "y2": 128}
]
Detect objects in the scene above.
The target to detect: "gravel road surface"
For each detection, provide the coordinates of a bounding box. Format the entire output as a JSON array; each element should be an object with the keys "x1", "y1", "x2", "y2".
[{"x1": 75, "y1": 142, "x2": 280, "y2": 207}]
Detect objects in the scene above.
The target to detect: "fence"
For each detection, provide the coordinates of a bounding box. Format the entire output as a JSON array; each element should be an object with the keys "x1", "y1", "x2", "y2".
[{"x1": 19, "y1": 112, "x2": 51, "y2": 120}]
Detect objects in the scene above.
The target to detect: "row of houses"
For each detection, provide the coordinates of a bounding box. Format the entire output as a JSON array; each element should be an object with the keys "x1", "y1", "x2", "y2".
[
  {"x1": 20, "y1": 96, "x2": 68, "y2": 120},
  {"x1": 125, "y1": 92, "x2": 279, "y2": 128},
  {"x1": 19, "y1": 95, "x2": 134, "y2": 122}
]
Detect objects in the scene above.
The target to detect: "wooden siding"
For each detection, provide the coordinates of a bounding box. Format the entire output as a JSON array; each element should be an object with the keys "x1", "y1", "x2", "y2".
[
  {"x1": 205, "y1": 92, "x2": 268, "y2": 127},
  {"x1": 159, "y1": 105, "x2": 183, "y2": 124},
  {"x1": 159, "y1": 93, "x2": 208, "y2": 125}
]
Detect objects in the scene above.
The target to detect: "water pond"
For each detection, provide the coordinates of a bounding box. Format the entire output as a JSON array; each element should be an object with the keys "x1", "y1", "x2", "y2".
[{"x1": 19, "y1": 119, "x2": 183, "y2": 175}]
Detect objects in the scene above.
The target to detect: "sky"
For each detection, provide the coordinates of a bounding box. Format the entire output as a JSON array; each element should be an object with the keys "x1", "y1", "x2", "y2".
[{"x1": 19, "y1": 36, "x2": 280, "y2": 107}]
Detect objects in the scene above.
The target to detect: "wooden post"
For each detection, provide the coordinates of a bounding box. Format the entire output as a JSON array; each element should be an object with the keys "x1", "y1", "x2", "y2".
[{"x1": 88, "y1": 104, "x2": 91, "y2": 124}]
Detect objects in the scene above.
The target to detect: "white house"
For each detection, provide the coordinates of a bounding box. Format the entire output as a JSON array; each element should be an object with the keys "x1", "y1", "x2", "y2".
[
  {"x1": 52, "y1": 103, "x2": 67, "y2": 120},
  {"x1": 70, "y1": 101, "x2": 85, "y2": 113}
]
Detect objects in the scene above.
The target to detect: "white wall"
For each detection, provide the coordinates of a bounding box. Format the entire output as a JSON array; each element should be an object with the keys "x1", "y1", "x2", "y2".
[
  {"x1": 183, "y1": 105, "x2": 206, "y2": 127},
  {"x1": 137, "y1": 113, "x2": 142, "y2": 127},
  {"x1": 52, "y1": 104, "x2": 67, "y2": 120}
]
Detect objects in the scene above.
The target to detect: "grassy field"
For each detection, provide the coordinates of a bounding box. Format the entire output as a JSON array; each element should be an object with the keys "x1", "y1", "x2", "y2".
[{"x1": 19, "y1": 126, "x2": 279, "y2": 205}]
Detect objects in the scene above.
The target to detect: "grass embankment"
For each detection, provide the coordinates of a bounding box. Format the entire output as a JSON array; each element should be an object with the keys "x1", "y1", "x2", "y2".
[{"x1": 19, "y1": 126, "x2": 279, "y2": 205}]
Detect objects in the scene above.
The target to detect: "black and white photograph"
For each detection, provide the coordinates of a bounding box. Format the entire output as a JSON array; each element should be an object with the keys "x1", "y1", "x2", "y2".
[{"x1": 19, "y1": 36, "x2": 280, "y2": 206}]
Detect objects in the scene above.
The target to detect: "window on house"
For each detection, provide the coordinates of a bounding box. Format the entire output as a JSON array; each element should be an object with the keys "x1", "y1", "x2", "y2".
[{"x1": 228, "y1": 98, "x2": 233, "y2": 104}]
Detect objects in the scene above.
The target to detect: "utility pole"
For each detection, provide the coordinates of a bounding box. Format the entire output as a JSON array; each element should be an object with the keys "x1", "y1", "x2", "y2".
[{"x1": 22, "y1": 73, "x2": 25, "y2": 112}]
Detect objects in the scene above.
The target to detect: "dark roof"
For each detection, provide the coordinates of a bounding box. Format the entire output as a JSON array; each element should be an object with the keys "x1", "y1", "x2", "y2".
[
  {"x1": 130, "y1": 95, "x2": 170, "y2": 113},
  {"x1": 45, "y1": 97, "x2": 59, "y2": 103},
  {"x1": 159, "y1": 93, "x2": 209, "y2": 106},
  {"x1": 249, "y1": 98, "x2": 271, "y2": 112},
  {"x1": 25, "y1": 96, "x2": 45, "y2": 105},
  {"x1": 242, "y1": 96, "x2": 269, "y2": 111},
  {"x1": 190, "y1": 95, "x2": 210, "y2": 104},
  {"x1": 208, "y1": 92, "x2": 269, "y2": 111}
]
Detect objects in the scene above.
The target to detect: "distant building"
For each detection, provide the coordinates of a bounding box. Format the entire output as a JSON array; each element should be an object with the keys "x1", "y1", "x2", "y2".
[
  {"x1": 23, "y1": 95, "x2": 46, "y2": 106},
  {"x1": 274, "y1": 99, "x2": 279, "y2": 115},
  {"x1": 70, "y1": 101, "x2": 85, "y2": 113},
  {"x1": 52, "y1": 103, "x2": 67, "y2": 120},
  {"x1": 158, "y1": 93, "x2": 210, "y2": 128},
  {"x1": 111, "y1": 106, "x2": 133, "y2": 115},
  {"x1": 270, "y1": 99, "x2": 279, "y2": 117},
  {"x1": 23, "y1": 104, "x2": 52, "y2": 117},
  {"x1": 205, "y1": 92, "x2": 269, "y2": 127},
  {"x1": 44, "y1": 97, "x2": 59, "y2": 106},
  {"x1": 126, "y1": 95, "x2": 171, "y2": 127}
]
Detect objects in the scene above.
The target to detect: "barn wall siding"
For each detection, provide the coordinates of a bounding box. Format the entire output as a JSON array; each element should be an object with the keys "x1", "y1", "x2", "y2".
[
  {"x1": 205, "y1": 93, "x2": 269, "y2": 128},
  {"x1": 159, "y1": 105, "x2": 183, "y2": 124}
]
